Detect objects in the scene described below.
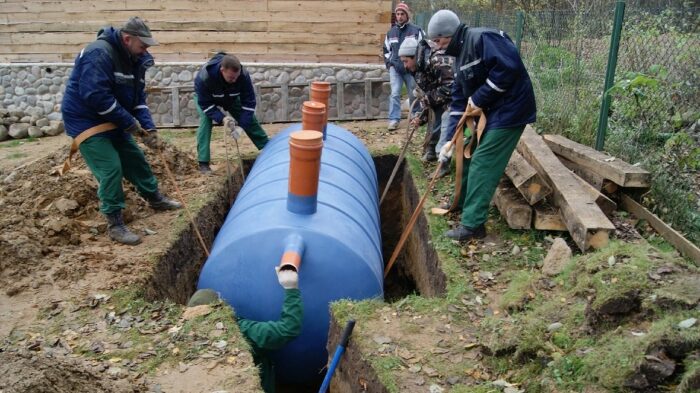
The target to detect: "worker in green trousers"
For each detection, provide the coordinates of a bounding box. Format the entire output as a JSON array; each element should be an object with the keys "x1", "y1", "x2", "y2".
[{"x1": 188, "y1": 266, "x2": 303, "y2": 393}]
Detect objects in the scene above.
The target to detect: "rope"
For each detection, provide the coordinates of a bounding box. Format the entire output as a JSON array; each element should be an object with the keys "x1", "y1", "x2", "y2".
[{"x1": 379, "y1": 98, "x2": 422, "y2": 205}]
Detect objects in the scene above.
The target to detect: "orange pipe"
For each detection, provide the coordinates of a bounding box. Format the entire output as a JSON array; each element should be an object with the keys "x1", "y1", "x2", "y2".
[
  {"x1": 287, "y1": 130, "x2": 324, "y2": 214},
  {"x1": 279, "y1": 233, "x2": 305, "y2": 272},
  {"x1": 310, "y1": 81, "x2": 331, "y2": 125},
  {"x1": 301, "y1": 101, "x2": 326, "y2": 134}
]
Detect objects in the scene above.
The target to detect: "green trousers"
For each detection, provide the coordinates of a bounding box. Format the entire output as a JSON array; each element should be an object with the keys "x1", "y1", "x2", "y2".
[
  {"x1": 195, "y1": 95, "x2": 269, "y2": 163},
  {"x1": 79, "y1": 136, "x2": 158, "y2": 215},
  {"x1": 456, "y1": 126, "x2": 525, "y2": 228}
]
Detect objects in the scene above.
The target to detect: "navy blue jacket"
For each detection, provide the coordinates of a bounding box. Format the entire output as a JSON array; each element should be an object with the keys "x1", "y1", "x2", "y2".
[
  {"x1": 383, "y1": 22, "x2": 423, "y2": 75},
  {"x1": 62, "y1": 27, "x2": 155, "y2": 138},
  {"x1": 444, "y1": 24, "x2": 536, "y2": 139},
  {"x1": 194, "y1": 53, "x2": 257, "y2": 128}
]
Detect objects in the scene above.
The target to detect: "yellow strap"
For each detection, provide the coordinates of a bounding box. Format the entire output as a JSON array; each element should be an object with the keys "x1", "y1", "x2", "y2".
[
  {"x1": 60, "y1": 122, "x2": 117, "y2": 175},
  {"x1": 448, "y1": 105, "x2": 487, "y2": 212}
]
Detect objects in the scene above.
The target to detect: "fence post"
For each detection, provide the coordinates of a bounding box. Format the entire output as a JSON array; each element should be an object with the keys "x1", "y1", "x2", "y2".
[
  {"x1": 595, "y1": 0, "x2": 626, "y2": 151},
  {"x1": 515, "y1": 11, "x2": 524, "y2": 54}
]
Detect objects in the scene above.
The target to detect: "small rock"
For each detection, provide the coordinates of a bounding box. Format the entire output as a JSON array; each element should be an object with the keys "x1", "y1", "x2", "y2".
[
  {"x1": 143, "y1": 228, "x2": 157, "y2": 235},
  {"x1": 182, "y1": 304, "x2": 212, "y2": 320},
  {"x1": 511, "y1": 245, "x2": 521, "y2": 255},
  {"x1": 9, "y1": 123, "x2": 30, "y2": 139},
  {"x1": 608, "y1": 255, "x2": 616, "y2": 267},
  {"x1": 678, "y1": 318, "x2": 697, "y2": 329},
  {"x1": 373, "y1": 335, "x2": 392, "y2": 345},
  {"x1": 178, "y1": 362, "x2": 189, "y2": 373},
  {"x1": 478, "y1": 271, "x2": 494, "y2": 281},
  {"x1": 547, "y1": 322, "x2": 563, "y2": 332},
  {"x1": 446, "y1": 376, "x2": 460, "y2": 385},
  {"x1": 212, "y1": 340, "x2": 227, "y2": 349},
  {"x1": 408, "y1": 365, "x2": 421, "y2": 373},
  {"x1": 54, "y1": 198, "x2": 79, "y2": 214},
  {"x1": 504, "y1": 387, "x2": 525, "y2": 393},
  {"x1": 429, "y1": 384, "x2": 444, "y2": 393},
  {"x1": 215, "y1": 322, "x2": 224, "y2": 330},
  {"x1": 541, "y1": 238, "x2": 572, "y2": 276}
]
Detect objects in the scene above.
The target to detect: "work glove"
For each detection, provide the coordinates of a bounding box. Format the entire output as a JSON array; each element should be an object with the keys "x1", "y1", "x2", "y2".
[
  {"x1": 275, "y1": 266, "x2": 299, "y2": 289},
  {"x1": 125, "y1": 121, "x2": 146, "y2": 136},
  {"x1": 224, "y1": 116, "x2": 244, "y2": 141},
  {"x1": 141, "y1": 130, "x2": 164, "y2": 150},
  {"x1": 438, "y1": 141, "x2": 454, "y2": 163},
  {"x1": 467, "y1": 97, "x2": 482, "y2": 114},
  {"x1": 409, "y1": 116, "x2": 421, "y2": 128}
]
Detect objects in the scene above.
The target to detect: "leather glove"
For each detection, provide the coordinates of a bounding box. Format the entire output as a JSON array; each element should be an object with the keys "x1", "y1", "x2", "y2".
[
  {"x1": 438, "y1": 141, "x2": 454, "y2": 163},
  {"x1": 468, "y1": 97, "x2": 482, "y2": 114},
  {"x1": 141, "y1": 130, "x2": 164, "y2": 150},
  {"x1": 125, "y1": 121, "x2": 146, "y2": 136},
  {"x1": 276, "y1": 266, "x2": 299, "y2": 289}
]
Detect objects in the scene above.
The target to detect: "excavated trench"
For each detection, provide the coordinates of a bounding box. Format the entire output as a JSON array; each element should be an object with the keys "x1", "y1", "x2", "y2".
[{"x1": 143, "y1": 154, "x2": 447, "y2": 392}]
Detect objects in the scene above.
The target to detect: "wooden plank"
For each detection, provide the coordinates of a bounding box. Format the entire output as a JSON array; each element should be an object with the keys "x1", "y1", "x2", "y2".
[
  {"x1": 492, "y1": 178, "x2": 532, "y2": 230},
  {"x1": 533, "y1": 203, "x2": 567, "y2": 231},
  {"x1": 268, "y1": 21, "x2": 388, "y2": 34},
  {"x1": 518, "y1": 126, "x2": 614, "y2": 251},
  {"x1": 568, "y1": 169, "x2": 617, "y2": 216},
  {"x1": 543, "y1": 134, "x2": 651, "y2": 188},
  {"x1": 0, "y1": 21, "x2": 270, "y2": 33},
  {"x1": 557, "y1": 155, "x2": 619, "y2": 194},
  {"x1": 620, "y1": 194, "x2": 700, "y2": 263},
  {"x1": 504, "y1": 150, "x2": 552, "y2": 205},
  {"x1": 269, "y1": 0, "x2": 390, "y2": 12}
]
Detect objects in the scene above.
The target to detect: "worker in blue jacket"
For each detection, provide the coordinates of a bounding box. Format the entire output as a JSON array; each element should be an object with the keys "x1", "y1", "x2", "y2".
[
  {"x1": 194, "y1": 53, "x2": 269, "y2": 174},
  {"x1": 428, "y1": 10, "x2": 537, "y2": 241},
  {"x1": 62, "y1": 17, "x2": 181, "y2": 246}
]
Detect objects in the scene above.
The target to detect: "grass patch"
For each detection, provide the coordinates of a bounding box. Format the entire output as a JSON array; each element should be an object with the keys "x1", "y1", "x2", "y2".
[
  {"x1": 6, "y1": 152, "x2": 28, "y2": 159},
  {"x1": 499, "y1": 270, "x2": 539, "y2": 312}
]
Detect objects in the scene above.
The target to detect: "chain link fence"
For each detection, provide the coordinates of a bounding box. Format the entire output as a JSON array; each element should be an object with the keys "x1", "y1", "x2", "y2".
[{"x1": 409, "y1": 1, "x2": 700, "y2": 244}]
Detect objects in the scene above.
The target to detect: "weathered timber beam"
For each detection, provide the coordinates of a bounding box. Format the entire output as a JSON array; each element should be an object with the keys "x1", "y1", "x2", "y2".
[
  {"x1": 492, "y1": 178, "x2": 532, "y2": 229},
  {"x1": 505, "y1": 150, "x2": 552, "y2": 205}
]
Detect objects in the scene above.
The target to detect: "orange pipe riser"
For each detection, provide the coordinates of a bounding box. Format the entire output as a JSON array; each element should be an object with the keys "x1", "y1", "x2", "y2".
[
  {"x1": 310, "y1": 82, "x2": 331, "y2": 139},
  {"x1": 279, "y1": 233, "x2": 305, "y2": 272},
  {"x1": 301, "y1": 101, "x2": 326, "y2": 135},
  {"x1": 287, "y1": 130, "x2": 324, "y2": 215}
]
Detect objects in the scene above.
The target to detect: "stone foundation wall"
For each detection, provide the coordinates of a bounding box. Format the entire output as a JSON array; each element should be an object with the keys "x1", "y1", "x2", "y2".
[{"x1": 0, "y1": 63, "x2": 390, "y2": 139}]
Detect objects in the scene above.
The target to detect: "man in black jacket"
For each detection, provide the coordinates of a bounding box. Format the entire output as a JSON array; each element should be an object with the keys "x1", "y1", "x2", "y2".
[{"x1": 383, "y1": 2, "x2": 423, "y2": 131}]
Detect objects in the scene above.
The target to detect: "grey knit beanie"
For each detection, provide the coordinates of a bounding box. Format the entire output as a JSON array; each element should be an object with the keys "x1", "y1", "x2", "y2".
[
  {"x1": 427, "y1": 10, "x2": 461, "y2": 39},
  {"x1": 398, "y1": 37, "x2": 419, "y2": 57}
]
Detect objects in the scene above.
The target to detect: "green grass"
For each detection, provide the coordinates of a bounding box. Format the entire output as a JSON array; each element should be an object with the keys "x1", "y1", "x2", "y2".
[
  {"x1": 6, "y1": 152, "x2": 28, "y2": 159},
  {"x1": 499, "y1": 270, "x2": 538, "y2": 312}
]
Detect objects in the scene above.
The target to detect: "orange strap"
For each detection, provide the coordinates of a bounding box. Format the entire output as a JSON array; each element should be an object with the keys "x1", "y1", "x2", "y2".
[
  {"x1": 448, "y1": 106, "x2": 487, "y2": 212},
  {"x1": 60, "y1": 122, "x2": 117, "y2": 175}
]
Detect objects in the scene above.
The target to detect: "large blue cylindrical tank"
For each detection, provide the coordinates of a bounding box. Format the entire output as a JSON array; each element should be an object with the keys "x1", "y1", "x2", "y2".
[{"x1": 197, "y1": 123, "x2": 383, "y2": 384}]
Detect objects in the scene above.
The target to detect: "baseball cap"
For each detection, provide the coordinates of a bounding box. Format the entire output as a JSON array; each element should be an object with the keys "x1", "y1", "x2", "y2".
[{"x1": 122, "y1": 17, "x2": 159, "y2": 47}]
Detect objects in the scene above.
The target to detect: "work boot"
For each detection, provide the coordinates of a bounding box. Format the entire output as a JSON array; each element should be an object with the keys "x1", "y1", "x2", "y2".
[
  {"x1": 444, "y1": 224, "x2": 486, "y2": 241},
  {"x1": 436, "y1": 161, "x2": 451, "y2": 178},
  {"x1": 105, "y1": 211, "x2": 142, "y2": 245},
  {"x1": 198, "y1": 162, "x2": 212, "y2": 174},
  {"x1": 422, "y1": 149, "x2": 437, "y2": 162},
  {"x1": 147, "y1": 191, "x2": 182, "y2": 211}
]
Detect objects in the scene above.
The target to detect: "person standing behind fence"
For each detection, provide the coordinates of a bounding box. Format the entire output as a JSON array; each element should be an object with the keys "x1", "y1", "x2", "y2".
[
  {"x1": 383, "y1": 2, "x2": 423, "y2": 131},
  {"x1": 428, "y1": 9, "x2": 536, "y2": 242},
  {"x1": 398, "y1": 37, "x2": 454, "y2": 178},
  {"x1": 194, "y1": 52, "x2": 269, "y2": 174}
]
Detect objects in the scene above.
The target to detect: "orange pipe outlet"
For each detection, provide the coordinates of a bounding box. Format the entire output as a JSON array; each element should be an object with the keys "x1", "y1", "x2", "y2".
[
  {"x1": 287, "y1": 130, "x2": 324, "y2": 215},
  {"x1": 310, "y1": 81, "x2": 331, "y2": 139},
  {"x1": 301, "y1": 101, "x2": 326, "y2": 133}
]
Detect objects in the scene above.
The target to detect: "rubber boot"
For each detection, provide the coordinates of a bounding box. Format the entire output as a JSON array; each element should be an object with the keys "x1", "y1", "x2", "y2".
[
  {"x1": 105, "y1": 211, "x2": 142, "y2": 245},
  {"x1": 147, "y1": 191, "x2": 183, "y2": 211}
]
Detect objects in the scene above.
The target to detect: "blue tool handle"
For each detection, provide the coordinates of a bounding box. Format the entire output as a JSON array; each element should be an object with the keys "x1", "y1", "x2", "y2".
[{"x1": 318, "y1": 319, "x2": 356, "y2": 393}]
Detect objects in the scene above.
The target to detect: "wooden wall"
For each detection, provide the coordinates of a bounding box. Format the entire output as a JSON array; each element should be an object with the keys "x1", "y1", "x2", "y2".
[{"x1": 0, "y1": 0, "x2": 393, "y2": 63}]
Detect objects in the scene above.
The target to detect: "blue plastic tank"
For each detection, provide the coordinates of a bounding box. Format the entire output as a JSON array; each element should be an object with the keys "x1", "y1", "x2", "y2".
[{"x1": 197, "y1": 123, "x2": 384, "y2": 384}]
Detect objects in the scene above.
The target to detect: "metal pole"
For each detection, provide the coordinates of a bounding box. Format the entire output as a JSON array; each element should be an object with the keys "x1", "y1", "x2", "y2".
[
  {"x1": 595, "y1": 0, "x2": 626, "y2": 151},
  {"x1": 515, "y1": 11, "x2": 524, "y2": 54}
]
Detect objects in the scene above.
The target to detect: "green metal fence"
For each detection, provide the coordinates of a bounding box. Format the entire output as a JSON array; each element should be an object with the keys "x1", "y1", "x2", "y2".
[{"x1": 411, "y1": 1, "x2": 700, "y2": 245}]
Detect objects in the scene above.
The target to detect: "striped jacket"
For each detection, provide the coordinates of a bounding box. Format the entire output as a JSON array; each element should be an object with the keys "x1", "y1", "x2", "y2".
[
  {"x1": 444, "y1": 24, "x2": 536, "y2": 139},
  {"x1": 194, "y1": 52, "x2": 257, "y2": 128},
  {"x1": 62, "y1": 27, "x2": 155, "y2": 138},
  {"x1": 383, "y1": 22, "x2": 423, "y2": 75}
]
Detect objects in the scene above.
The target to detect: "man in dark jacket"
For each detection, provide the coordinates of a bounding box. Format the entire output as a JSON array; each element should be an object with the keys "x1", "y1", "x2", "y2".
[
  {"x1": 383, "y1": 2, "x2": 423, "y2": 131},
  {"x1": 428, "y1": 10, "x2": 537, "y2": 241},
  {"x1": 194, "y1": 53, "x2": 269, "y2": 173},
  {"x1": 399, "y1": 36, "x2": 454, "y2": 177},
  {"x1": 62, "y1": 17, "x2": 181, "y2": 246},
  {"x1": 189, "y1": 266, "x2": 303, "y2": 393}
]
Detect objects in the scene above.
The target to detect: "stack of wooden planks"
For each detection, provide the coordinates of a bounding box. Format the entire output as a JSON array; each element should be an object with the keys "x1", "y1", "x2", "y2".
[{"x1": 493, "y1": 126, "x2": 651, "y2": 251}]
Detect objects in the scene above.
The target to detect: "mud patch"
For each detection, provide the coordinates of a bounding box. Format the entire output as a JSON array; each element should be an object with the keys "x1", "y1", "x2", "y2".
[{"x1": 0, "y1": 351, "x2": 146, "y2": 393}]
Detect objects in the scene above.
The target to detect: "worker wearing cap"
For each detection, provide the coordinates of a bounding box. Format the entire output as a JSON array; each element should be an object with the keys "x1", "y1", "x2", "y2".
[
  {"x1": 398, "y1": 36, "x2": 454, "y2": 177},
  {"x1": 62, "y1": 17, "x2": 182, "y2": 246},
  {"x1": 189, "y1": 266, "x2": 303, "y2": 393},
  {"x1": 194, "y1": 52, "x2": 269, "y2": 174},
  {"x1": 428, "y1": 10, "x2": 537, "y2": 241},
  {"x1": 383, "y1": 2, "x2": 423, "y2": 131}
]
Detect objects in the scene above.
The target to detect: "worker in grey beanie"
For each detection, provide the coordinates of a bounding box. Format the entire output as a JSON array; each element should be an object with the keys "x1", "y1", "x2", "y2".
[
  {"x1": 428, "y1": 9, "x2": 537, "y2": 243},
  {"x1": 398, "y1": 36, "x2": 419, "y2": 57}
]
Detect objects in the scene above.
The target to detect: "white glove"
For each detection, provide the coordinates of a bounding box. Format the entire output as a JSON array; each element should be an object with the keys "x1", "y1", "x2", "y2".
[
  {"x1": 413, "y1": 88, "x2": 424, "y2": 100},
  {"x1": 438, "y1": 141, "x2": 454, "y2": 163},
  {"x1": 230, "y1": 126, "x2": 244, "y2": 141},
  {"x1": 276, "y1": 267, "x2": 299, "y2": 289},
  {"x1": 468, "y1": 97, "x2": 482, "y2": 113}
]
